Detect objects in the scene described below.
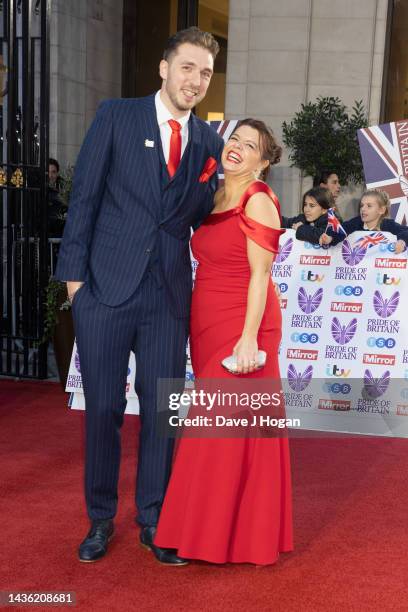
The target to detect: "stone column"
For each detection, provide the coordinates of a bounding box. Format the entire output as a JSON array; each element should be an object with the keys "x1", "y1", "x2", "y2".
[{"x1": 50, "y1": 0, "x2": 123, "y2": 166}]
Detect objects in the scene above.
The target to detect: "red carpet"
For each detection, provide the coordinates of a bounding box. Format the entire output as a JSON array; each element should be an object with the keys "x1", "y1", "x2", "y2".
[{"x1": 1, "y1": 379, "x2": 407, "y2": 611}]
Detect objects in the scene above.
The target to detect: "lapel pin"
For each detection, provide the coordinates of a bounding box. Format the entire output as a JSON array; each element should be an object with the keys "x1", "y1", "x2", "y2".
[{"x1": 145, "y1": 139, "x2": 155, "y2": 148}]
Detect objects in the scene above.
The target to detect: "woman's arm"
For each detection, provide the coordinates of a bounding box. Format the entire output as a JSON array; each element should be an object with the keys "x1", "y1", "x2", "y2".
[{"x1": 234, "y1": 192, "x2": 280, "y2": 373}]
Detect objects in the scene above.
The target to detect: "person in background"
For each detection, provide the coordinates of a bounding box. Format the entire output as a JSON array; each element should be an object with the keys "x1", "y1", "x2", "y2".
[
  {"x1": 320, "y1": 188, "x2": 408, "y2": 254},
  {"x1": 49, "y1": 158, "x2": 64, "y2": 192},
  {"x1": 48, "y1": 158, "x2": 66, "y2": 238},
  {"x1": 314, "y1": 169, "x2": 341, "y2": 203},
  {"x1": 282, "y1": 187, "x2": 335, "y2": 244}
]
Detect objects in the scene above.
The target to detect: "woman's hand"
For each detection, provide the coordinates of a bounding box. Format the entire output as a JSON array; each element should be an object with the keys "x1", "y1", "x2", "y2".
[
  {"x1": 292, "y1": 221, "x2": 303, "y2": 230},
  {"x1": 394, "y1": 239, "x2": 406, "y2": 254},
  {"x1": 233, "y1": 335, "x2": 258, "y2": 374},
  {"x1": 319, "y1": 233, "x2": 332, "y2": 246}
]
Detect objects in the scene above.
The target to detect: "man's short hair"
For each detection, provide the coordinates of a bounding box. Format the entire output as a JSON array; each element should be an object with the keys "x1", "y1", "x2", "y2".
[
  {"x1": 313, "y1": 169, "x2": 337, "y2": 186},
  {"x1": 163, "y1": 26, "x2": 219, "y2": 62}
]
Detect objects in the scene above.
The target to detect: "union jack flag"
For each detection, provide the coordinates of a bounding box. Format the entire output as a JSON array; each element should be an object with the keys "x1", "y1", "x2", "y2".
[
  {"x1": 356, "y1": 231, "x2": 388, "y2": 250},
  {"x1": 358, "y1": 121, "x2": 408, "y2": 224},
  {"x1": 208, "y1": 120, "x2": 239, "y2": 181},
  {"x1": 327, "y1": 208, "x2": 347, "y2": 235}
]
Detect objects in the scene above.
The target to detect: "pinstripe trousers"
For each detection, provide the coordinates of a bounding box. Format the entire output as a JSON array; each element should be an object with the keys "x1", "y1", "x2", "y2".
[{"x1": 71, "y1": 271, "x2": 188, "y2": 526}]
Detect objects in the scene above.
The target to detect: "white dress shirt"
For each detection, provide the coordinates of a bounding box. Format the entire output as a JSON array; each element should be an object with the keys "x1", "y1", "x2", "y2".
[{"x1": 154, "y1": 90, "x2": 190, "y2": 164}]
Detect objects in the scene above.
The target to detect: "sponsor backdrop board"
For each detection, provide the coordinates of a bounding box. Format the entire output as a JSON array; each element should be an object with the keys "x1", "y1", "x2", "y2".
[
  {"x1": 67, "y1": 230, "x2": 408, "y2": 437},
  {"x1": 272, "y1": 230, "x2": 408, "y2": 437}
]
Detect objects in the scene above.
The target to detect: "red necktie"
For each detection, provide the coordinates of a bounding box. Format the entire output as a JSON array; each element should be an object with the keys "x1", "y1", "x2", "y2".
[{"x1": 167, "y1": 119, "x2": 182, "y2": 178}]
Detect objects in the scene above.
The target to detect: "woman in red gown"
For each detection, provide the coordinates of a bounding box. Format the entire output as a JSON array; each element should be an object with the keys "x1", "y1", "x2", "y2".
[{"x1": 154, "y1": 119, "x2": 293, "y2": 565}]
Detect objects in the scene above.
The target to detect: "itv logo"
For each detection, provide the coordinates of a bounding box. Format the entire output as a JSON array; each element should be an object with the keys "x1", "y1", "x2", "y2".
[
  {"x1": 300, "y1": 270, "x2": 325, "y2": 282},
  {"x1": 326, "y1": 364, "x2": 351, "y2": 378},
  {"x1": 376, "y1": 273, "x2": 401, "y2": 285}
]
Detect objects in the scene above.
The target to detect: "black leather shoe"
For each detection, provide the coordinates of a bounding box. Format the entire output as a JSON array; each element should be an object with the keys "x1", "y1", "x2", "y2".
[
  {"x1": 78, "y1": 519, "x2": 114, "y2": 562},
  {"x1": 140, "y1": 526, "x2": 188, "y2": 566}
]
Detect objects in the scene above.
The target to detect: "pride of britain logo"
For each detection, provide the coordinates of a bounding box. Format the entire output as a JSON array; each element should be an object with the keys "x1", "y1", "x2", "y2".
[
  {"x1": 372, "y1": 290, "x2": 400, "y2": 318},
  {"x1": 341, "y1": 233, "x2": 388, "y2": 266},
  {"x1": 363, "y1": 369, "x2": 390, "y2": 399},
  {"x1": 275, "y1": 238, "x2": 293, "y2": 263},
  {"x1": 297, "y1": 287, "x2": 323, "y2": 314},
  {"x1": 341, "y1": 239, "x2": 367, "y2": 266},
  {"x1": 331, "y1": 317, "x2": 357, "y2": 345},
  {"x1": 287, "y1": 364, "x2": 313, "y2": 392}
]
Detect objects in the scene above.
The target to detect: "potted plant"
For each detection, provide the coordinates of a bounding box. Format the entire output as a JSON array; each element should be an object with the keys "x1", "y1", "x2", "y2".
[{"x1": 282, "y1": 96, "x2": 368, "y2": 185}]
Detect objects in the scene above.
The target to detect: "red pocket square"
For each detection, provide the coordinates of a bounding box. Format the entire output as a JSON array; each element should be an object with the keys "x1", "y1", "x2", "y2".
[{"x1": 199, "y1": 157, "x2": 218, "y2": 183}]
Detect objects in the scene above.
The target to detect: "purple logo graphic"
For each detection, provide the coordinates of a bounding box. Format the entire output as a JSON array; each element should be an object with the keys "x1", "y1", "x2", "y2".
[
  {"x1": 363, "y1": 369, "x2": 390, "y2": 398},
  {"x1": 276, "y1": 238, "x2": 293, "y2": 263},
  {"x1": 342, "y1": 239, "x2": 366, "y2": 266},
  {"x1": 331, "y1": 317, "x2": 357, "y2": 345},
  {"x1": 297, "y1": 287, "x2": 323, "y2": 314},
  {"x1": 287, "y1": 364, "x2": 313, "y2": 392},
  {"x1": 74, "y1": 352, "x2": 81, "y2": 373},
  {"x1": 373, "y1": 290, "x2": 400, "y2": 318}
]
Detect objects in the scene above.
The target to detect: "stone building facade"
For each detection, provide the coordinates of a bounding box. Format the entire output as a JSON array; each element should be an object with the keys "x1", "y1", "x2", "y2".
[{"x1": 50, "y1": 0, "x2": 390, "y2": 216}]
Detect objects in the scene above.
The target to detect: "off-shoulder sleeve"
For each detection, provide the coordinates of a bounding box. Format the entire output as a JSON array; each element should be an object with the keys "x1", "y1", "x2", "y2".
[
  {"x1": 238, "y1": 180, "x2": 286, "y2": 253},
  {"x1": 238, "y1": 213, "x2": 285, "y2": 253}
]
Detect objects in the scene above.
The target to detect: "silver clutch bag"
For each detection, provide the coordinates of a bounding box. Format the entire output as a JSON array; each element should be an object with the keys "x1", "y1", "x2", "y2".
[{"x1": 221, "y1": 350, "x2": 267, "y2": 374}]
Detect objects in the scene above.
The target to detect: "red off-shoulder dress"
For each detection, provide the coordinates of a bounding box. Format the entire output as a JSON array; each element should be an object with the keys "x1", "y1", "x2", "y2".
[{"x1": 154, "y1": 181, "x2": 294, "y2": 565}]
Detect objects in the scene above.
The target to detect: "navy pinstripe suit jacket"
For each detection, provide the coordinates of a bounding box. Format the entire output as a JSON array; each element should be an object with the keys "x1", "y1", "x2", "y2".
[{"x1": 55, "y1": 94, "x2": 224, "y2": 317}]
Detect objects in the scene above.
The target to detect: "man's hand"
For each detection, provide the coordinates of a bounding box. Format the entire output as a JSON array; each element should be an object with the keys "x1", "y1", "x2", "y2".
[{"x1": 67, "y1": 281, "x2": 84, "y2": 303}]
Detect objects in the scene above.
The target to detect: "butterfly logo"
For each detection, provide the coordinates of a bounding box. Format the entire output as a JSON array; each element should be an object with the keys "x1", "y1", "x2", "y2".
[
  {"x1": 297, "y1": 287, "x2": 323, "y2": 314},
  {"x1": 331, "y1": 317, "x2": 357, "y2": 345},
  {"x1": 363, "y1": 369, "x2": 390, "y2": 399},
  {"x1": 275, "y1": 238, "x2": 293, "y2": 263},
  {"x1": 373, "y1": 291, "x2": 400, "y2": 318},
  {"x1": 287, "y1": 364, "x2": 313, "y2": 392},
  {"x1": 342, "y1": 239, "x2": 366, "y2": 266}
]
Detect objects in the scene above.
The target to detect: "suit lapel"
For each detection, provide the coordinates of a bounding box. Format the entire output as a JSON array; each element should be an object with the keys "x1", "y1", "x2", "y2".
[{"x1": 139, "y1": 95, "x2": 162, "y2": 209}]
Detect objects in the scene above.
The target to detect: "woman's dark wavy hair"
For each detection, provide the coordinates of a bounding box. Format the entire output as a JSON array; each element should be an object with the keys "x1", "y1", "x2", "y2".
[
  {"x1": 231, "y1": 118, "x2": 282, "y2": 181},
  {"x1": 302, "y1": 187, "x2": 334, "y2": 211}
]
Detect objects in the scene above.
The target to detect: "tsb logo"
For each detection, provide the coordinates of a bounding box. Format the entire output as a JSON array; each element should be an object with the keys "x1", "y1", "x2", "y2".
[
  {"x1": 366, "y1": 337, "x2": 396, "y2": 349},
  {"x1": 301, "y1": 270, "x2": 325, "y2": 282},
  {"x1": 379, "y1": 242, "x2": 400, "y2": 253},
  {"x1": 323, "y1": 382, "x2": 352, "y2": 394},
  {"x1": 290, "y1": 332, "x2": 319, "y2": 344},
  {"x1": 334, "y1": 285, "x2": 363, "y2": 296},
  {"x1": 376, "y1": 273, "x2": 401, "y2": 285}
]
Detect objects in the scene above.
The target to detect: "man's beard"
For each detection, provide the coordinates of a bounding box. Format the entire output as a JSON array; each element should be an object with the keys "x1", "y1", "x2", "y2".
[{"x1": 168, "y1": 86, "x2": 202, "y2": 111}]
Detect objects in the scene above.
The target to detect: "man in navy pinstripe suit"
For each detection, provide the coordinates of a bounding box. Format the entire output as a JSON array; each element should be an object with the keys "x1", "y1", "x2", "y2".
[{"x1": 55, "y1": 27, "x2": 223, "y2": 564}]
